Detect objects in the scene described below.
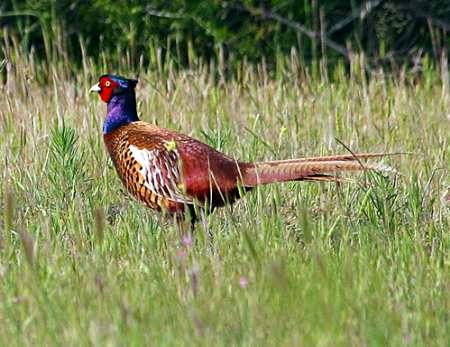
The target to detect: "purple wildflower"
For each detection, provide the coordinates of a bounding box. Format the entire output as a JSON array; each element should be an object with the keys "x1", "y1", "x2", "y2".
[
  {"x1": 182, "y1": 234, "x2": 193, "y2": 247},
  {"x1": 239, "y1": 276, "x2": 249, "y2": 288}
]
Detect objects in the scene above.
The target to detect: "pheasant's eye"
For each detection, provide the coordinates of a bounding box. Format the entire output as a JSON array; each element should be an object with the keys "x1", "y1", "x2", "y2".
[{"x1": 105, "y1": 81, "x2": 111, "y2": 87}]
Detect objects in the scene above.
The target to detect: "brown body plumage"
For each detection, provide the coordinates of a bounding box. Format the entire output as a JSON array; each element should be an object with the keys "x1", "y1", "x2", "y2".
[
  {"x1": 104, "y1": 121, "x2": 246, "y2": 215},
  {"x1": 91, "y1": 75, "x2": 398, "y2": 222}
]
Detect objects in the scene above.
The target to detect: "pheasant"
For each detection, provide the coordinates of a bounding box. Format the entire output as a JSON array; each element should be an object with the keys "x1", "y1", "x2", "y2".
[{"x1": 90, "y1": 74, "x2": 397, "y2": 223}]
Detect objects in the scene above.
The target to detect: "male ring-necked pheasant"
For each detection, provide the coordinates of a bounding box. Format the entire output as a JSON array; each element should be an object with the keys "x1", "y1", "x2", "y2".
[{"x1": 90, "y1": 75, "x2": 396, "y2": 223}]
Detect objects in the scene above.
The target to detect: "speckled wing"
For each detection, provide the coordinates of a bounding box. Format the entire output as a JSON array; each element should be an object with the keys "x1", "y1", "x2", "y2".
[
  {"x1": 106, "y1": 121, "x2": 246, "y2": 211},
  {"x1": 127, "y1": 142, "x2": 193, "y2": 205}
]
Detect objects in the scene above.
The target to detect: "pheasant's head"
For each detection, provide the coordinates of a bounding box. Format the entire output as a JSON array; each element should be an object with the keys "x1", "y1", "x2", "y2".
[
  {"x1": 89, "y1": 75, "x2": 138, "y2": 103},
  {"x1": 90, "y1": 75, "x2": 139, "y2": 133}
]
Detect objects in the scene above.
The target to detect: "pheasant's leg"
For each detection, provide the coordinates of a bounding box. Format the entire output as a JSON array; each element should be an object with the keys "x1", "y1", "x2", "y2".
[{"x1": 186, "y1": 205, "x2": 198, "y2": 232}]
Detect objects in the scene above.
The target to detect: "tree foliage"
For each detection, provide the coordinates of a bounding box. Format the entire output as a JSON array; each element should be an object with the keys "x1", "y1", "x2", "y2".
[{"x1": 1, "y1": 0, "x2": 449, "y2": 69}]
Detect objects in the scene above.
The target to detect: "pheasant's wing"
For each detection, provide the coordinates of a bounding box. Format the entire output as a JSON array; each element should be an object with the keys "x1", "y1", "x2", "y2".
[
  {"x1": 126, "y1": 131, "x2": 194, "y2": 205},
  {"x1": 124, "y1": 122, "x2": 246, "y2": 205}
]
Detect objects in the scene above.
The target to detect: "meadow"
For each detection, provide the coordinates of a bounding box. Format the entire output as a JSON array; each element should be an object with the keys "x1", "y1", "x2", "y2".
[{"x1": 0, "y1": 39, "x2": 449, "y2": 346}]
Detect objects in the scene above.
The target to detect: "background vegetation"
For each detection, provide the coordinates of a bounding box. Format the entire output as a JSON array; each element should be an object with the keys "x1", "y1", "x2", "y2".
[
  {"x1": 0, "y1": 1, "x2": 449, "y2": 346},
  {"x1": 1, "y1": 0, "x2": 450, "y2": 71}
]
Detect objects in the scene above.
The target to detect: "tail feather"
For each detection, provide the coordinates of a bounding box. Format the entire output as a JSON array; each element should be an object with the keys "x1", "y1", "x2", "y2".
[
  {"x1": 241, "y1": 153, "x2": 398, "y2": 187},
  {"x1": 260, "y1": 152, "x2": 406, "y2": 164}
]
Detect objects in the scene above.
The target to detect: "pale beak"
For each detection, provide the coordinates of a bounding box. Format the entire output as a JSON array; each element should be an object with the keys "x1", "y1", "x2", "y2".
[{"x1": 89, "y1": 83, "x2": 101, "y2": 93}]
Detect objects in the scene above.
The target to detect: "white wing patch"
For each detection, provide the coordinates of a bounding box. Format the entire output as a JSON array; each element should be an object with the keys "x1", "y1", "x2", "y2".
[{"x1": 129, "y1": 145, "x2": 193, "y2": 204}]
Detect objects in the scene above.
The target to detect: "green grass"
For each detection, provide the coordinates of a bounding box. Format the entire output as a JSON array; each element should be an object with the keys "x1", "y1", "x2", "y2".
[{"x1": 0, "y1": 42, "x2": 449, "y2": 346}]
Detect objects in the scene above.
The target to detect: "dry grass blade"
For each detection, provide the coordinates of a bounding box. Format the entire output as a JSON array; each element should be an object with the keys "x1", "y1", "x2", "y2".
[
  {"x1": 94, "y1": 207, "x2": 106, "y2": 243},
  {"x1": 19, "y1": 228, "x2": 36, "y2": 268},
  {"x1": 1, "y1": 185, "x2": 15, "y2": 252}
]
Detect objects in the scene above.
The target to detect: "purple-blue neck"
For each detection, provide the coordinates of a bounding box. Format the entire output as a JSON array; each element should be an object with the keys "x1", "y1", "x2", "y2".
[{"x1": 103, "y1": 91, "x2": 139, "y2": 134}]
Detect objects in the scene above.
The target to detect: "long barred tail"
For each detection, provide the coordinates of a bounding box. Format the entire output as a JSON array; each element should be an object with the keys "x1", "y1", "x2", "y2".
[{"x1": 241, "y1": 152, "x2": 400, "y2": 187}]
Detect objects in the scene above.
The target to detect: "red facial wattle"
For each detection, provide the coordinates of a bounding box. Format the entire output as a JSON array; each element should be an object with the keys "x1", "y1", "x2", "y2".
[{"x1": 98, "y1": 77, "x2": 119, "y2": 103}]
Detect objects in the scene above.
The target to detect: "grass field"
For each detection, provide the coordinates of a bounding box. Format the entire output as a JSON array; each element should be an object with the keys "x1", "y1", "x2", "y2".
[{"x1": 0, "y1": 44, "x2": 449, "y2": 346}]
